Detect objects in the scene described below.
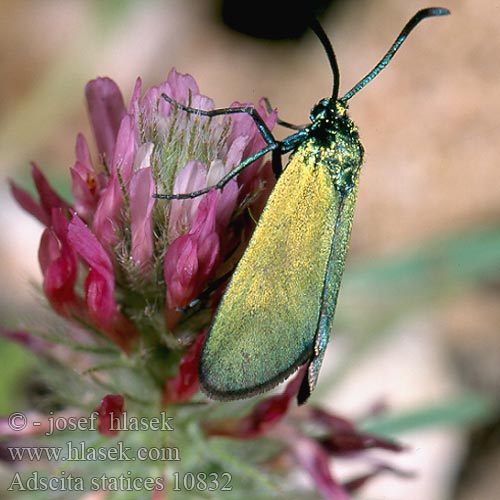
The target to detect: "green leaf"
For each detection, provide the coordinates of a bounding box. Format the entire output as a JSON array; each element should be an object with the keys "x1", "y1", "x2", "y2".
[{"x1": 360, "y1": 393, "x2": 496, "y2": 437}]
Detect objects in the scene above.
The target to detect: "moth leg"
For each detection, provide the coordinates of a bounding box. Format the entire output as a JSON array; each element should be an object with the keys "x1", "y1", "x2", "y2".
[
  {"x1": 175, "y1": 269, "x2": 235, "y2": 313},
  {"x1": 296, "y1": 365, "x2": 310, "y2": 405},
  {"x1": 262, "y1": 97, "x2": 307, "y2": 131},
  {"x1": 162, "y1": 93, "x2": 277, "y2": 146},
  {"x1": 271, "y1": 148, "x2": 283, "y2": 179},
  {"x1": 154, "y1": 94, "x2": 281, "y2": 200}
]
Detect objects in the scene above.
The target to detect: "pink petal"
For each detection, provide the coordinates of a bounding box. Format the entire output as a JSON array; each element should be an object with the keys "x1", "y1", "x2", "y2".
[
  {"x1": 162, "y1": 331, "x2": 206, "y2": 405},
  {"x1": 111, "y1": 114, "x2": 135, "y2": 183},
  {"x1": 214, "y1": 180, "x2": 238, "y2": 233},
  {"x1": 134, "y1": 142, "x2": 154, "y2": 170},
  {"x1": 223, "y1": 136, "x2": 247, "y2": 174},
  {"x1": 141, "y1": 80, "x2": 172, "y2": 119},
  {"x1": 91, "y1": 114, "x2": 135, "y2": 245},
  {"x1": 0, "y1": 327, "x2": 54, "y2": 358},
  {"x1": 227, "y1": 101, "x2": 258, "y2": 144},
  {"x1": 128, "y1": 77, "x2": 143, "y2": 144},
  {"x1": 92, "y1": 175, "x2": 123, "y2": 249},
  {"x1": 205, "y1": 366, "x2": 306, "y2": 439},
  {"x1": 189, "y1": 189, "x2": 217, "y2": 235},
  {"x1": 71, "y1": 134, "x2": 102, "y2": 220},
  {"x1": 224, "y1": 101, "x2": 277, "y2": 205},
  {"x1": 167, "y1": 160, "x2": 207, "y2": 241},
  {"x1": 10, "y1": 180, "x2": 49, "y2": 225},
  {"x1": 141, "y1": 69, "x2": 213, "y2": 125},
  {"x1": 309, "y1": 408, "x2": 404, "y2": 455},
  {"x1": 166, "y1": 68, "x2": 200, "y2": 105},
  {"x1": 128, "y1": 77, "x2": 142, "y2": 115},
  {"x1": 189, "y1": 192, "x2": 220, "y2": 276},
  {"x1": 10, "y1": 164, "x2": 69, "y2": 226},
  {"x1": 38, "y1": 208, "x2": 81, "y2": 316},
  {"x1": 227, "y1": 99, "x2": 276, "y2": 153},
  {"x1": 129, "y1": 167, "x2": 155, "y2": 275},
  {"x1": 70, "y1": 168, "x2": 97, "y2": 221},
  {"x1": 191, "y1": 94, "x2": 214, "y2": 111},
  {"x1": 197, "y1": 233, "x2": 219, "y2": 279},
  {"x1": 291, "y1": 433, "x2": 352, "y2": 500},
  {"x1": 31, "y1": 163, "x2": 69, "y2": 214},
  {"x1": 69, "y1": 215, "x2": 113, "y2": 276},
  {"x1": 38, "y1": 227, "x2": 59, "y2": 275},
  {"x1": 343, "y1": 465, "x2": 414, "y2": 494},
  {"x1": 95, "y1": 394, "x2": 124, "y2": 437},
  {"x1": 165, "y1": 235, "x2": 199, "y2": 308},
  {"x1": 154, "y1": 68, "x2": 214, "y2": 116},
  {"x1": 165, "y1": 191, "x2": 221, "y2": 310},
  {"x1": 68, "y1": 215, "x2": 137, "y2": 351},
  {"x1": 69, "y1": 216, "x2": 115, "y2": 323},
  {"x1": 167, "y1": 68, "x2": 214, "y2": 110},
  {"x1": 205, "y1": 159, "x2": 239, "y2": 232},
  {"x1": 85, "y1": 268, "x2": 115, "y2": 325},
  {"x1": 85, "y1": 78, "x2": 126, "y2": 163},
  {"x1": 75, "y1": 133, "x2": 93, "y2": 172}
]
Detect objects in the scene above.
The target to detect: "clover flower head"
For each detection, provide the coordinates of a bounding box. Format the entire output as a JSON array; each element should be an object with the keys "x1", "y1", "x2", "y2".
[{"x1": 4, "y1": 69, "x2": 408, "y2": 500}]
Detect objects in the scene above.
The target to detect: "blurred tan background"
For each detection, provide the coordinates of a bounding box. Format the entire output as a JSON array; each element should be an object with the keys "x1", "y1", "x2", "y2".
[{"x1": 1, "y1": 1, "x2": 499, "y2": 499}]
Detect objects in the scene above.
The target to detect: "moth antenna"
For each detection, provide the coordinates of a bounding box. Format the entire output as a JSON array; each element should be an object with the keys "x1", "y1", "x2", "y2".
[
  {"x1": 309, "y1": 17, "x2": 340, "y2": 101},
  {"x1": 342, "y1": 7, "x2": 450, "y2": 102}
]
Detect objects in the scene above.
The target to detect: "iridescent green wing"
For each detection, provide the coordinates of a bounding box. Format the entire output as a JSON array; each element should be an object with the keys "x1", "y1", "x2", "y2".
[{"x1": 199, "y1": 144, "x2": 347, "y2": 399}]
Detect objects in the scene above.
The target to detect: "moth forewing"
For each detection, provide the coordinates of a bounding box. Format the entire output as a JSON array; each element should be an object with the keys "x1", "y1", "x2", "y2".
[
  {"x1": 200, "y1": 101, "x2": 364, "y2": 404},
  {"x1": 157, "y1": 9, "x2": 450, "y2": 404}
]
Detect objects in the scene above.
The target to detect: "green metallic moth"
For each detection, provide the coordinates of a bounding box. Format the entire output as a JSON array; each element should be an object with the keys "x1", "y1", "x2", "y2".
[{"x1": 155, "y1": 8, "x2": 450, "y2": 404}]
